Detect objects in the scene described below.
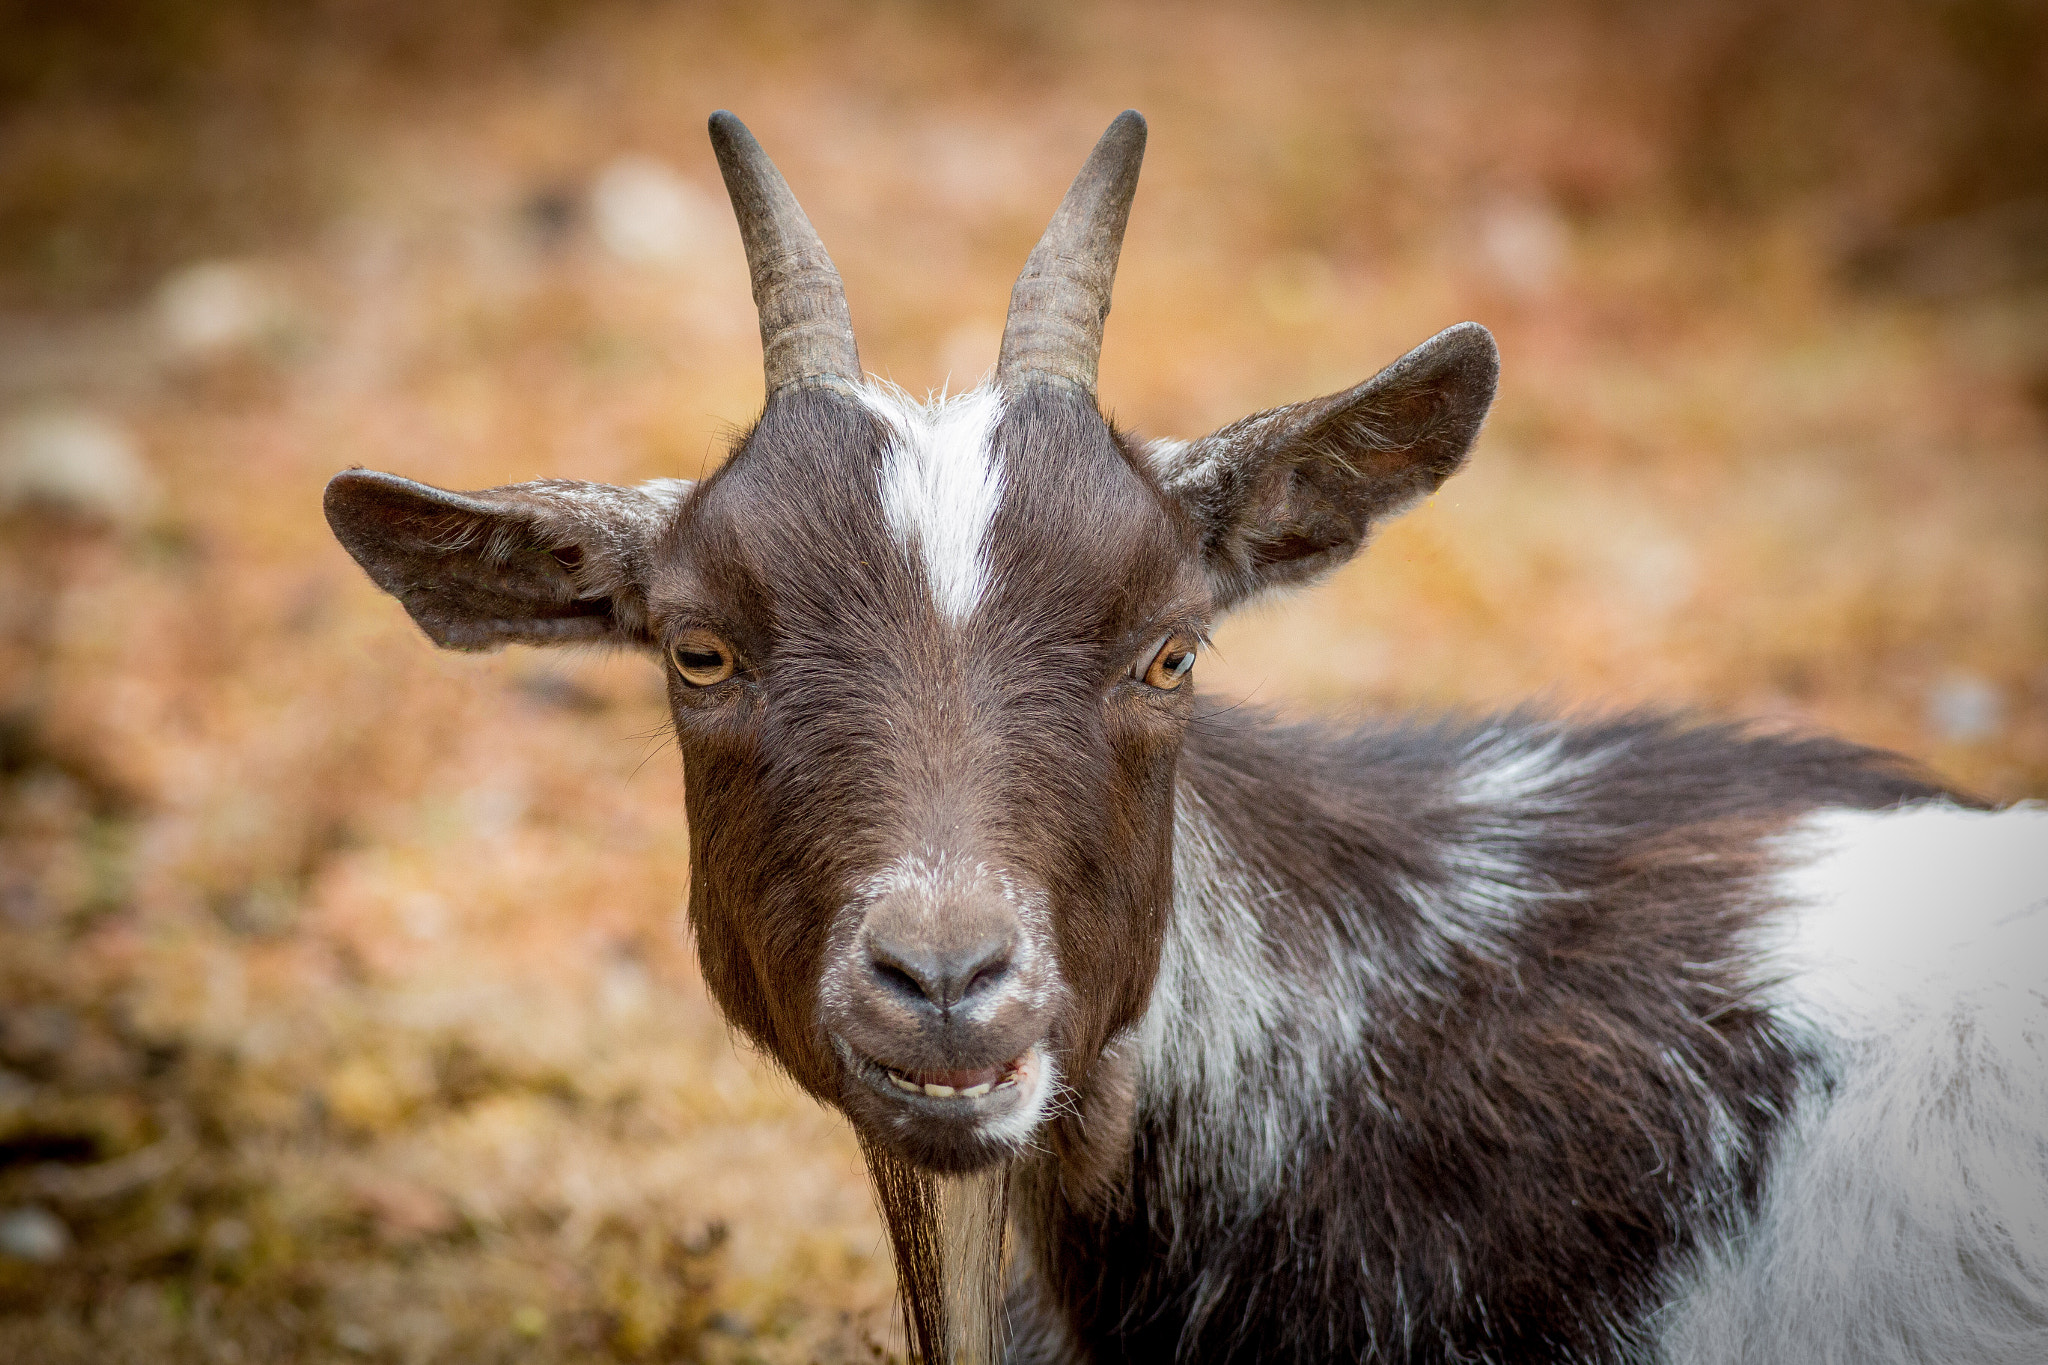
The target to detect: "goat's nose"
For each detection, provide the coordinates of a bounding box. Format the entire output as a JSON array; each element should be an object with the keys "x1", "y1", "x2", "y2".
[{"x1": 867, "y1": 929, "x2": 1016, "y2": 1013}]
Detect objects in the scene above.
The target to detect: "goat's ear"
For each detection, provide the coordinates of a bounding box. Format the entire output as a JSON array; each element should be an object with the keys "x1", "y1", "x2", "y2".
[
  {"x1": 322, "y1": 469, "x2": 692, "y2": 650},
  {"x1": 1144, "y1": 322, "x2": 1497, "y2": 611}
]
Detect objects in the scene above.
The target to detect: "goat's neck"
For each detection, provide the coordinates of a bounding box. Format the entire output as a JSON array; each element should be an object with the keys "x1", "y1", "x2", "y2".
[{"x1": 1131, "y1": 741, "x2": 1499, "y2": 1164}]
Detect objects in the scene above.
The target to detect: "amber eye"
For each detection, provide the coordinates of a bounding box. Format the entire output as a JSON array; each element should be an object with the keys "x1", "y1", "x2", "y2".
[
  {"x1": 1138, "y1": 634, "x2": 1197, "y2": 690},
  {"x1": 669, "y1": 629, "x2": 736, "y2": 687}
]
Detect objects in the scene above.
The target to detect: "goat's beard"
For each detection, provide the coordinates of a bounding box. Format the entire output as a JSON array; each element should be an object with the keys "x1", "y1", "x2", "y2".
[{"x1": 860, "y1": 1134, "x2": 1012, "y2": 1363}]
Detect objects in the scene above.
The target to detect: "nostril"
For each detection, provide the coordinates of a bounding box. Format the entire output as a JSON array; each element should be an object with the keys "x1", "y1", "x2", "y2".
[
  {"x1": 960, "y1": 949, "x2": 1013, "y2": 1003},
  {"x1": 866, "y1": 932, "x2": 1016, "y2": 1013},
  {"x1": 873, "y1": 958, "x2": 929, "y2": 1004}
]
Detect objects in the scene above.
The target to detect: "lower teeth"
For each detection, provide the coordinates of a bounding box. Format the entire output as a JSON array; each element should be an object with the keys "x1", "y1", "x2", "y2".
[{"x1": 886, "y1": 1069, "x2": 1004, "y2": 1099}]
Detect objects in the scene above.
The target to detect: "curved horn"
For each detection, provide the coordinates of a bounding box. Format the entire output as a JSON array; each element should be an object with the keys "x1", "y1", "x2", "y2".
[
  {"x1": 708, "y1": 111, "x2": 861, "y2": 394},
  {"x1": 996, "y1": 110, "x2": 1147, "y2": 396}
]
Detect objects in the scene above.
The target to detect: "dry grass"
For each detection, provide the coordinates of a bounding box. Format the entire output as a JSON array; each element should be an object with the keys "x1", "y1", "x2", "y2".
[{"x1": 1, "y1": 2, "x2": 2043, "y2": 1361}]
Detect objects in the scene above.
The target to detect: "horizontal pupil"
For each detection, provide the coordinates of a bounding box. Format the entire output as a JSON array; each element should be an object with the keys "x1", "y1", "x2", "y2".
[{"x1": 678, "y1": 651, "x2": 724, "y2": 669}]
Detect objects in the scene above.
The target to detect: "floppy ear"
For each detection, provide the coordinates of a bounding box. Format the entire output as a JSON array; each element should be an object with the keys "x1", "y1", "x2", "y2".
[
  {"x1": 1143, "y1": 322, "x2": 1497, "y2": 611},
  {"x1": 322, "y1": 469, "x2": 692, "y2": 650}
]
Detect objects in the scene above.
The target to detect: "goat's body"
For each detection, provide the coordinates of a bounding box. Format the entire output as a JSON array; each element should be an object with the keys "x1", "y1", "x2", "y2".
[
  {"x1": 1001, "y1": 711, "x2": 2048, "y2": 1363},
  {"x1": 323, "y1": 112, "x2": 2048, "y2": 1365}
]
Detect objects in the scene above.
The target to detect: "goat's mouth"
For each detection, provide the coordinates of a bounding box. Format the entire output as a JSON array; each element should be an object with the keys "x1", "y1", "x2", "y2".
[
  {"x1": 877, "y1": 1054, "x2": 1029, "y2": 1101},
  {"x1": 831, "y1": 1037, "x2": 1055, "y2": 1166}
]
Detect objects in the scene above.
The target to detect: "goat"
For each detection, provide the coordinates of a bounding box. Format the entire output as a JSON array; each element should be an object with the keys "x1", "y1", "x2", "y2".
[{"x1": 324, "y1": 111, "x2": 2048, "y2": 1364}]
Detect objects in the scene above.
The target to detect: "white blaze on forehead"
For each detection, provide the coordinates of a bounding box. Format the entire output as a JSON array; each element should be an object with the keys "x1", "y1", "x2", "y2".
[{"x1": 863, "y1": 382, "x2": 1007, "y2": 623}]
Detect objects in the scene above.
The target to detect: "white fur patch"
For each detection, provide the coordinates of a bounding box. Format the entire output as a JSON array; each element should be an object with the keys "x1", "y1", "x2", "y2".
[
  {"x1": 1138, "y1": 435, "x2": 1201, "y2": 489},
  {"x1": 863, "y1": 382, "x2": 1007, "y2": 623},
  {"x1": 1132, "y1": 789, "x2": 1296, "y2": 1154},
  {"x1": 1657, "y1": 801, "x2": 2048, "y2": 1363},
  {"x1": 1454, "y1": 727, "x2": 1613, "y2": 811},
  {"x1": 1131, "y1": 786, "x2": 1375, "y2": 1206},
  {"x1": 632, "y1": 476, "x2": 696, "y2": 513},
  {"x1": 1133, "y1": 787, "x2": 1293, "y2": 1102},
  {"x1": 1418, "y1": 728, "x2": 1619, "y2": 968},
  {"x1": 1768, "y1": 801, "x2": 2048, "y2": 1038}
]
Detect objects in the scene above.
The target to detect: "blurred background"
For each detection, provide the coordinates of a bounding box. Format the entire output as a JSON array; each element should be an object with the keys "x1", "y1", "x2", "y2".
[{"x1": 1, "y1": 1, "x2": 2043, "y2": 1360}]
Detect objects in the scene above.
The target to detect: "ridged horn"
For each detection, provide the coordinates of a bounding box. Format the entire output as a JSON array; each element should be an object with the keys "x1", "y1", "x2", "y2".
[
  {"x1": 708, "y1": 111, "x2": 861, "y2": 394},
  {"x1": 996, "y1": 110, "x2": 1147, "y2": 396}
]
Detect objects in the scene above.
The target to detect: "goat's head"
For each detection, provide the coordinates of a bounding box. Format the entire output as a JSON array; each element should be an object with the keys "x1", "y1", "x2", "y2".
[{"x1": 324, "y1": 112, "x2": 1495, "y2": 1177}]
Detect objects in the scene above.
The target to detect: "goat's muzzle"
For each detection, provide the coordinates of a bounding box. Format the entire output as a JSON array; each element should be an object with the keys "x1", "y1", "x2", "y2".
[{"x1": 821, "y1": 859, "x2": 1062, "y2": 1170}]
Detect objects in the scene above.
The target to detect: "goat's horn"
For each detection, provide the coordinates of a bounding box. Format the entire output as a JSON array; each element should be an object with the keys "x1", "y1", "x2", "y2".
[
  {"x1": 709, "y1": 111, "x2": 861, "y2": 394},
  {"x1": 996, "y1": 110, "x2": 1147, "y2": 396}
]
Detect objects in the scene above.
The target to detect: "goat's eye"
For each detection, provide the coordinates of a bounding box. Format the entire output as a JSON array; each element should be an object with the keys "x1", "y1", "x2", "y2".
[
  {"x1": 669, "y1": 629, "x2": 737, "y2": 687},
  {"x1": 1138, "y1": 634, "x2": 1197, "y2": 691}
]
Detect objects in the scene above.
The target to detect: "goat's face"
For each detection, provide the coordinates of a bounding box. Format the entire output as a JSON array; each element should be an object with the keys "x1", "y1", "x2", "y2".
[
  {"x1": 658, "y1": 381, "x2": 1200, "y2": 1169},
  {"x1": 323, "y1": 112, "x2": 1496, "y2": 1173}
]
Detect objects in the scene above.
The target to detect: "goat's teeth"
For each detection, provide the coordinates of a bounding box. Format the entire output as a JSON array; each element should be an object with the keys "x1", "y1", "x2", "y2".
[{"x1": 880, "y1": 1062, "x2": 1010, "y2": 1100}]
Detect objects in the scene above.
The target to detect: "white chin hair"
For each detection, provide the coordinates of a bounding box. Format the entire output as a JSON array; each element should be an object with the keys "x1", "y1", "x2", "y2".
[{"x1": 975, "y1": 1044, "x2": 1057, "y2": 1148}]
